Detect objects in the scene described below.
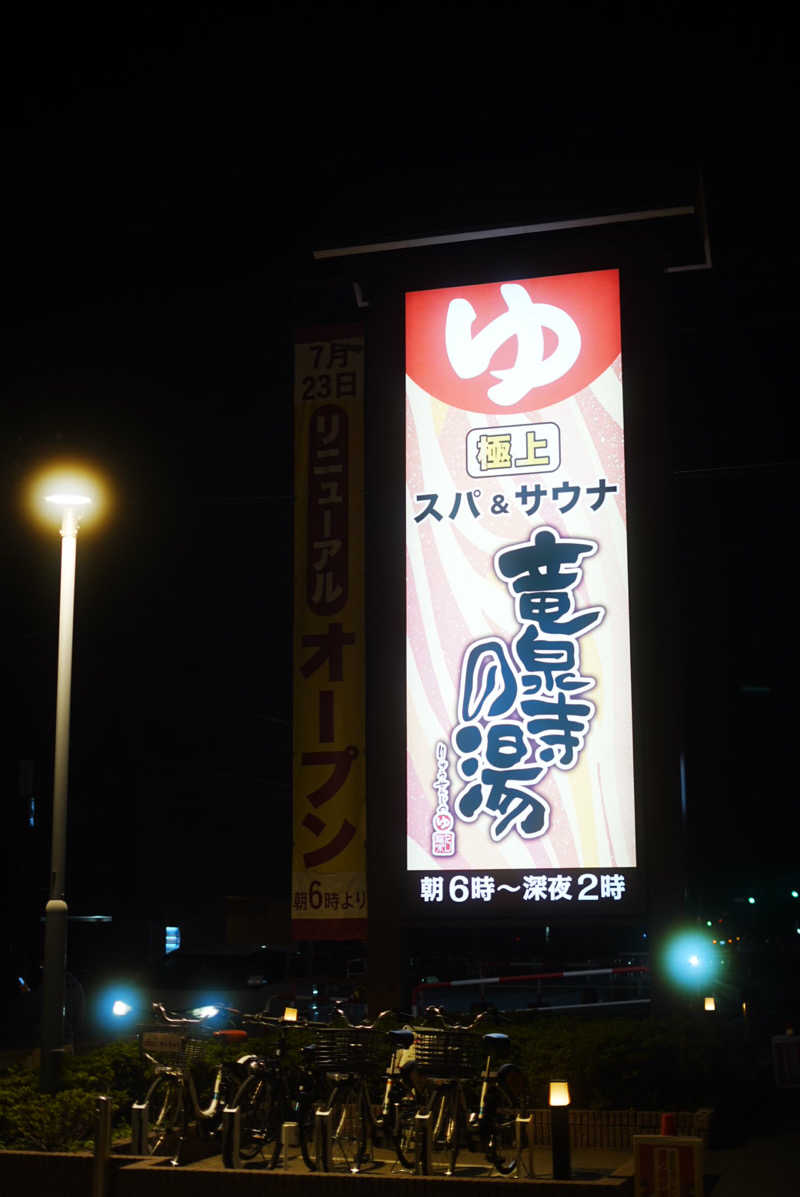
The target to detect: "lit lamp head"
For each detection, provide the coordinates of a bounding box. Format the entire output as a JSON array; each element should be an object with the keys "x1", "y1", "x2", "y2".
[
  {"x1": 704, "y1": 996, "x2": 716, "y2": 1012},
  {"x1": 28, "y1": 461, "x2": 107, "y2": 534},
  {"x1": 549, "y1": 1080, "x2": 571, "y2": 1107},
  {"x1": 45, "y1": 491, "x2": 93, "y2": 510},
  {"x1": 45, "y1": 490, "x2": 92, "y2": 533}
]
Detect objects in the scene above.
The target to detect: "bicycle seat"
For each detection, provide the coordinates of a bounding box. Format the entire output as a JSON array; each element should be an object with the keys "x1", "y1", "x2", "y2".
[
  {"x1": 388, "y1": 1029, "x2": 415, "y2": 1049},
  {"x1": 234, "y1": 1052, "x2": 265, "y2": 1074},
  {"x1": 482, "y1": 1032, "x2": 510, "y2": 1049}
]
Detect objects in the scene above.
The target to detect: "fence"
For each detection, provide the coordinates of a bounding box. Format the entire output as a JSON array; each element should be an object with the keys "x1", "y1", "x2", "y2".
[
  {"x1": 412, "y1": 964, "x2": 649, "y2": 1014},
  {"x1": 521, "y1": 1107, "x2": 713, "y2": 1150}
]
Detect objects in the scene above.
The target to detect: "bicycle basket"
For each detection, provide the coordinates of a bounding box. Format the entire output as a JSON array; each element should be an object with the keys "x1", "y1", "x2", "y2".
[
  {"x1": 308, "y1": 1026, "x2": 379, "y2": 1072},
  {"x1": 411, "y1": 1028, "x2": 482, "y2": 1078},
  {"x1": 138, "y1": 1025, "x2": 207, "y2": 1069}
]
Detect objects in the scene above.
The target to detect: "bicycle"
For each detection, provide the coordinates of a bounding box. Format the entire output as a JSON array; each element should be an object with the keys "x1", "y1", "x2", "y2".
[
  {"x1": 298, "y1": 1008, "x2": 407, "y2": 1173},
  {"x1": 131, "y1": 1002, "x2": 249, "y2": 1165},
  {"x1": 473, "y1": 1030, "x2": 526, "y2": 1174},
  {"x1": 221, "y1": 1011, "x2": 324, "y2": 1169},
  {"x1": 408, "y1": 1007, "x2": 526, "y2": 1176}
]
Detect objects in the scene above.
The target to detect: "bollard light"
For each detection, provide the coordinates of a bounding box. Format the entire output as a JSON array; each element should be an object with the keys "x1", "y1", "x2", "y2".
[{"x1": 549, "y1": 1080, "x2": 571, "y2": 1179}]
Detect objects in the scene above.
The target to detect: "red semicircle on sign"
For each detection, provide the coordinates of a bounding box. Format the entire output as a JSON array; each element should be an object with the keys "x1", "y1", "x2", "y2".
[{"x1": 405, "y1": 268, "x2": 620, "y2": 415}]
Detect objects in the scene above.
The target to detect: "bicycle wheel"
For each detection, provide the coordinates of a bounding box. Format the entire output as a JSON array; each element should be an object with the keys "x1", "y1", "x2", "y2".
[
  {"x1": 328, "y1": 1084, "x2": 368, "y2": 1171},
  {"x1": 426, "y1": 1087, "x2": 461, "y2": 1175},
  {"x1": 392, "y1": 1096, "x2": 419, "y2": 1170},
  {"x1": 143, "y1": 1074, "x2": 183, "y2": 1155},
  {"x1": 226, "y1": 1073, "x2": 281, "y2": 1168},
  {"x1": 484, "y1": 1078, "x2": 520, "y2": 1175},
  {"x1": 298, "y1": 1092, "x2": 323, "y2": 1171}
]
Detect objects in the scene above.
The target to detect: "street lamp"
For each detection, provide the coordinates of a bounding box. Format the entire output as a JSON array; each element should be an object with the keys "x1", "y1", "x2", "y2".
[{"x1": 37, "y1": 479, "x2": 95, "y2": 1091}]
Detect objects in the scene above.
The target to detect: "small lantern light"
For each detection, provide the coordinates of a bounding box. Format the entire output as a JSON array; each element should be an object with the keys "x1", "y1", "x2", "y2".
[
  {"x1": 549, "y1": 1081, "x2": 571, "y2": 1179},
  {"x1": 549, "y1": 1080, "x2": 571, "y2": 1107},
  {"x1": 704, "y1": 996, "x2": 716, "y2": 1012}
]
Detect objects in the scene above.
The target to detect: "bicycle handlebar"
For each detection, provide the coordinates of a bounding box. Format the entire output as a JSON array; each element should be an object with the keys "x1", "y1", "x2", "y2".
[
  {"x1": 328, "y1": 1006, "x2": 416, "y2": 1031},
  {"x1": 151, "y1": 1001, "x2": 209, "y2": 1026},
  {"x1": 420, "y1": 1004, "x2": 509, "y2": 1031}
]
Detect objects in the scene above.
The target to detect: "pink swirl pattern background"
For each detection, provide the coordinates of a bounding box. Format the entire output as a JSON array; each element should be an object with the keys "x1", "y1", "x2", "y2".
[{"x1": 406, "y1": 356, "x2": 635, "y2": 872}]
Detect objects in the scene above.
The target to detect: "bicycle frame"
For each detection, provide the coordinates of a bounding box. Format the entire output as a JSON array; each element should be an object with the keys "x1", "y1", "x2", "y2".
[{"x1": 133, "y1": 1002, "x2": 248, "y2": 1164}]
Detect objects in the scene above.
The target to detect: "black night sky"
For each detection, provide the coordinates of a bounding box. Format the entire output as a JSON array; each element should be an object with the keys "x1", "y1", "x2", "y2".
[{"x1": 2, "y1": 6, "x2": 799, "y2": 974}]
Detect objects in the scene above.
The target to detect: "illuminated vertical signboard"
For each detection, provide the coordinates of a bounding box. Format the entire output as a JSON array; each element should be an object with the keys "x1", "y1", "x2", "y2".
[
  {"x1": 292, "y1": 328, "x2": 367, "y2": 939},
  {"x1": 405, "y1": 270, "x2": 638, "y2": 914}
]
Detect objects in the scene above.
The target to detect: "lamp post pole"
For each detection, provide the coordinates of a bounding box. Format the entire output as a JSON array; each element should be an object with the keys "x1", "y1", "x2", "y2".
[{"x1": 40, "y1": 503, "x2": 81, "y2": 1092}]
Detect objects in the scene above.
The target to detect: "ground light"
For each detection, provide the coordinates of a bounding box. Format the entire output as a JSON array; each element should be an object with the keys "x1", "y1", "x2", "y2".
[{"x1": 549, "y1": 1081, "x2": 571, "y2": 1179}]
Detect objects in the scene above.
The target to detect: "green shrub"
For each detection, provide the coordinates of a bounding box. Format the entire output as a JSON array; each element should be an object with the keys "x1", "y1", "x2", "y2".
[
  {"x1": 0, "y1": 1086, "x2": 97, "y2": 1152},
  {"x1": 507, "y1": 1013, "x2": 764, "y2": 1110},
  {"x1": 0, "y1": 1041, "x2": 147, "y2": 1151},
  {"x1": 0, "y1": 1015, "x2": 767, "y2": 1151}
]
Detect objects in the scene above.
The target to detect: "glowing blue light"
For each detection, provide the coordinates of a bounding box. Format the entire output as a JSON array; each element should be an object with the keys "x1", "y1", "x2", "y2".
[
  {"x1": 191, "y1": 1005, "x2": 219, "y2": 1019},
  {"x1": 94, "y1": 985, "x2": 141, "y2": 1032},
  {"x1": 662, "y1": 932, "x2": 719, "y2": 991},
  {"x1": 748, "y1": 897, "x2": 756, "y2": 905}
]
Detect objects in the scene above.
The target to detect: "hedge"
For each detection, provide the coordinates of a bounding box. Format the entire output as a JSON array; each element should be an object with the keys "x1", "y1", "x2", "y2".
[{"x1": 0, "y1": 1013, "x2": 768, "y2": 1152}]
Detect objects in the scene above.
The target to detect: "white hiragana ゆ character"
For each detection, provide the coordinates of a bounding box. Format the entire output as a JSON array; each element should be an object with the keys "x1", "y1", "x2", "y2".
[
  {"x1": 420, "y1": 876, "x2": 444, "y2": 903},
  {"x1": 523, "y1": 874, "x2": 549, "y2": 901},
  {"x1": 548, "y1": 874, "x2": 573, "y2": 901},
  {"x1": 471, "y1": 875, "x2": 496, "y2": 902},
  {"x1": 600, "y1": 873, "x2": 626, "y2": 900},
  {"x1": 446, "y1": 283, "x2": 582, "y2": 408}
]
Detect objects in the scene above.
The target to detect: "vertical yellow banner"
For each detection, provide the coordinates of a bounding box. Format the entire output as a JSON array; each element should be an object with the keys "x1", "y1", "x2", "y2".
[{"x1": 292, "y1": 328, "x2": 366, "y2": 939}]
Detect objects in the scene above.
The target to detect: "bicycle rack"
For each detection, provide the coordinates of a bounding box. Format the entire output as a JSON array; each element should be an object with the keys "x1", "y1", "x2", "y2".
[
  {"x1": 282, "y1": 1120, "x2": 299, "y2": 1168},
  {"x1": 414, "y1": 1109, "x2": 432, "y2": 1175},
  {"x1": 221, "y1": 1105, "x2": 240, "y2": 1169},
  {"x1": 92, "y1": 1095, "x2": 112, "y2": 1197},
  {"x1": 314, "y1": 1107, "x2": 333, "y2": 1172},
  {"x1": 130, "y1": 1100, "x2": 147, "y2": 1156},
  {"x1": 515, "y1": 1114, "x2": 535, "y2": 1177}
]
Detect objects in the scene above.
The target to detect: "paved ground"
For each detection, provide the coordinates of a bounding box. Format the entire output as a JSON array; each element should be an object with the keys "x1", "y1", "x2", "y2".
[
  {"x1": 144, "y1": 1097, "x2": 800, "y2": 1193},
  {"x1": 144, "y1": 1140, "x2": 633, "y2": 1182},
  {"x1": 702, "y1": 1117, "x2": 800, "y2": 1196}
]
